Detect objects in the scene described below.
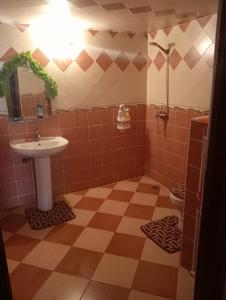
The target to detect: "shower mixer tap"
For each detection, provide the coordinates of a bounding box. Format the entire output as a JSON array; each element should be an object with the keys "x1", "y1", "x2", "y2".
[{"x1": 155, "y1": 110, "x2": 168, "y2": 120}]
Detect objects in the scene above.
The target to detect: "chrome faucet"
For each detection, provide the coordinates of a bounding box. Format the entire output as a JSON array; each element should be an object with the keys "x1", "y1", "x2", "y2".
[{"x1": 34, "y1": 128, "x2": 41, "y2": 141}]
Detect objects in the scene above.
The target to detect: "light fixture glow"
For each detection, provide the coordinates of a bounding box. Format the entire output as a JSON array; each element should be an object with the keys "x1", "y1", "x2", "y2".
[{"x1": 31, "y1": 0, "x2": 87, "y2": 59}]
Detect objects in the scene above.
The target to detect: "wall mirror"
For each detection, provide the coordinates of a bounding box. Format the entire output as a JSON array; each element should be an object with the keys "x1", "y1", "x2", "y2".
[{"x1": 0, "y1": 51, "x2": 58, "y2": 122}]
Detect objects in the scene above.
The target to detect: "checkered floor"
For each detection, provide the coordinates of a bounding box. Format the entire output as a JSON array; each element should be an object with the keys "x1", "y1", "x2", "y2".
[{"x1": 1, "y1": 176, "x2": 180, "y2": 300}]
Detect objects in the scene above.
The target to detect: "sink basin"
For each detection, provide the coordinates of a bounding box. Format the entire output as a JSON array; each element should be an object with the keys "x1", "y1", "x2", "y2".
[
  {"x1": 10, "y1": 136, "x2": 69, "y2": 158},
  {"x1": 10, "y1": 136, "x2": 69, "y2": 211}
]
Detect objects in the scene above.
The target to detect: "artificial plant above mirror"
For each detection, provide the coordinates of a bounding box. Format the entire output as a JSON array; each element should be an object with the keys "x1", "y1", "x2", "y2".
[{"x1": 0, "y1": 51, "x2": 58, "y2": 100}]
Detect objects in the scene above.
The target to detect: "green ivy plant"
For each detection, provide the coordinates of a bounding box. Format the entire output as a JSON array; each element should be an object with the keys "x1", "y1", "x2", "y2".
[{"x1": 0, "y1": 51, "x2": 58, "y2": 100}]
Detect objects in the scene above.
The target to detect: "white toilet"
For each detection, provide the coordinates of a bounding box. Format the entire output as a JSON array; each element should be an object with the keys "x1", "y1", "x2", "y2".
[{"x1": 170, "y1": 184, "x2": 186, "y2": 229}]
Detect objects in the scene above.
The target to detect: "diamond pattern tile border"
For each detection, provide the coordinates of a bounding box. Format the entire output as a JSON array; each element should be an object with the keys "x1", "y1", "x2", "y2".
[{"x1": 96, "y1": 51, "x2": 113, "y2": 71}]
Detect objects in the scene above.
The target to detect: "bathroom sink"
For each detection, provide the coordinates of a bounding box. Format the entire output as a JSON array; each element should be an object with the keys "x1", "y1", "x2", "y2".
[
  {"x1": 10, "y1": 136, "x2": 69, "y2": 211},
  {"x1": 10, "y1": 136, "x2": 69, "y2": 158}
]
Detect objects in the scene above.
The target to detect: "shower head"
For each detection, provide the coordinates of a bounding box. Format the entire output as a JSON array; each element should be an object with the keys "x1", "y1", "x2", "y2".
[{"x1": 149, "y1": 42, "x2": 175, "y2": 55}]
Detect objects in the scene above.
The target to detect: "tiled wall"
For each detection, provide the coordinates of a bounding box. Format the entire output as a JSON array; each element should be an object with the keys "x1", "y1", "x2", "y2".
[
  {"x1": 147, "y1": 14, "x2": 216, "y2": 109},
  {"x1": 20, "y1": 93, "x2": 49, "y2": 119},
  {"x1": 0, "y1": 23, "x2": 147, "y2": 112},
  {"x1": 145, "y1": 14, "x2": 215, "y2": 186},
  {"x1": 0, "y1": 105, "x2": 146, "y2": 208},
  {"x1": 146, "y1": 105, "x2": 207, "y2": 187},
  {"x1": 0, "y1": 16, "x2": 216, "y2": 207},
  {"x1": 181, "y1": 117, "x2": 208, "y2": 271}
]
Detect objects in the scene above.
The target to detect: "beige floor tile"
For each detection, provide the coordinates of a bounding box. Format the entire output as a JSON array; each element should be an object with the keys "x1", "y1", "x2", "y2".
[
  {"x1": 33, "y1": 272, "x2": 89, "y2": 300},
  {"x1": 17, "y1": 223, "x2": 53, "y2": 240},
  {"x1": 159, "y1": 186, "x2": 170, "y2": 197},
  {"x1": 7, "y1": 259, "x2": 19, "y2": 273},
  {"x1": 141, "y1": 239, "x2": 180, "y2": 267},
  {"x1": 74, "y1": 228, "x2": 114, "y2": 252},
  {"x1": 176, "y1": 266, "x2": 194, "y2": 300},
  {"x1": 85, "y1": 187, "x2": 112, "y2": 199},
  {"x1": 114, "y1": 180, "x2": 139, "y2": 192},
  {"x1": 152, "y1": 207, "x2": 180, "y2": 221},
  {"x1": 67, "y1": 209, "x2": 95, "y2": 226},
  {"x1": 116, "y1": 217, "x2": 148, "y2": 238},
  {"x1": 131, "y1": 192, "x2": 157, "y2": 207},
  {"x1": 140, "y1": 176, "x2": 160, "y2": 185},
  {"x1": 98, "y1": 200, "x2": 129, "y2": 216},
  {"x1": 23, "y1": 240, "x2": 70, "y2": 270},
  {"x1": 2, "y1": 230, "x2": 13, "y2": 241},
  {"x1": 92, "y1": 253, "x2": 139, "y2": 288},
  {"x1": 129, "y1": 290, "x2": 171, "y2": 300},
  {"x1": 61, "y1": 193, "x2": 83, "y2": 208},
  {"x1": 137, "y1": 183, "x2": 160, "y2": 195}
]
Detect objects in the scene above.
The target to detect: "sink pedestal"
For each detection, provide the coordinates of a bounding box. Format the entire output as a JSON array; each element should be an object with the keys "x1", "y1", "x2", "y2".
[
  {"x1": 9, "y1": 136, "x2": 69, "y2": 211},
  {"x1": 34, "y1": 157, "x2": 53, "y2": 211}
]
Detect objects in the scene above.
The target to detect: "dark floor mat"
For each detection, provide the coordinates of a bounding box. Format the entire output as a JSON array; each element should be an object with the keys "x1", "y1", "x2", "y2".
[
  {"x1": 25, "y1": 200, "x2": 75, "y2": 230},
  {"x1": 140, "y1": 216, "x2": 182, "y2": 253}
]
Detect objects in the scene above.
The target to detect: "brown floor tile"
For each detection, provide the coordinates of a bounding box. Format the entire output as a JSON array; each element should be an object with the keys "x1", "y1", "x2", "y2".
[
  {"x1": 156, "y1": 196, "x2": 174, "y2": 208},
  {"x1": 44, "y1": 223, "x2": 84, "y2": 245},
  {"x1": 0, "y1": 214, "x2": 27, "y2": 232},
  {"x1": 132, "y1": 261, "x2": 178, "y2": 299},
  {"x1": 106, "y1": 233, "x2": 145, "y2": 259},
  {"x1": 81, "y1": 281, "x2": 130, "y2": 300},
  {"x1": 5, "y1": 234, "x2": 40, "y2": 261},
  {"x1": 108, "y1": 190, "x2": 134, "y2": 202},
  {"x1": 10, "y1": 263, "x2": 51, "y2": 300},
  {"x1": 125, "y1": 204, "x2": 154, "y2": 220},
  {"x1": 75, "y1": 196, "x2": 104, "y2": 211},
  {"x1": 136, "y1": 183, "x2": 160, "y2": 195},
  {"x1": 88, "y1": 212, "x2": 122, "y2": 232},
  {"x1": 55, "y1": 247, "x2": 102, "y2": 279}
]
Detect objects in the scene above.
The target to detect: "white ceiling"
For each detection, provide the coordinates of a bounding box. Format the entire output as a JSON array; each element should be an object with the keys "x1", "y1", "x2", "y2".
[{"x1": 0, "y1": 0, "x2": 218, "y2": 33}]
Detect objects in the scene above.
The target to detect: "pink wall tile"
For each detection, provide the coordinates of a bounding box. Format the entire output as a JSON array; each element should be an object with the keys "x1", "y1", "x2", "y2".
[
  {"x1": 88, "y1": 111, "x2": 102, "y2": 126},
  {"x1": 0, "y1": 103, "x2": 206, "y2": 217},
  {"x1": 14, "y1": 165, "x2": 32, "y2": 180},
  {"x1": 181, "y1": 118, "x2": 208, "y2": 271},
  {"x1": 0, "y1": 118, "x2": 9, "y2": 135},
  {"x1": 59, "y1": 111, "x2": 74, "y2": 129},
  {"x1": 74, "y1": 111, "x2": 88, "y2": 127},
  {"x1": 77, "y1": 141, "x2": 90, "y2": 156},
  {"x1": 145, "y1": 105, "x2": 207, "y2": 188},
  {"x1": 0, "y1": 167, "x2": 15, "y2": 183},
  {"x1": 17, "y1": 179, "x2": 34, "y2": 196}
]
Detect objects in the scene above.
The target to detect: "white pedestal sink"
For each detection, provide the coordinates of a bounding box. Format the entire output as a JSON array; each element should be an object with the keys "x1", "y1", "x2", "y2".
[{"x1": 10, "y1": 137, "x2": 69, "y2": 211}]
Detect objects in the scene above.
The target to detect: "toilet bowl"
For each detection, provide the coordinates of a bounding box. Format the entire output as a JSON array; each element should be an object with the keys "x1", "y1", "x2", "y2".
[{"x1": 170, "y1": 184, "x2": 186, "y2": 229}]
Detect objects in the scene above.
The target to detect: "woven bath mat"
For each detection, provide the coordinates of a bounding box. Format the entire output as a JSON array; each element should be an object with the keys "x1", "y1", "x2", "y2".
[
  {"x1": 140, "y1": 216, "x2": 182, "y2": 253},
  {"x1": 25, "y1": 200, "x2": 75, "y2": 230}
]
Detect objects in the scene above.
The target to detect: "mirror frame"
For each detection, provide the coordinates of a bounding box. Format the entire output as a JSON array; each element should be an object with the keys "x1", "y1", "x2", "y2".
[{"x1": 0, "y1": 51, "x2": 58, "y2": 100}]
